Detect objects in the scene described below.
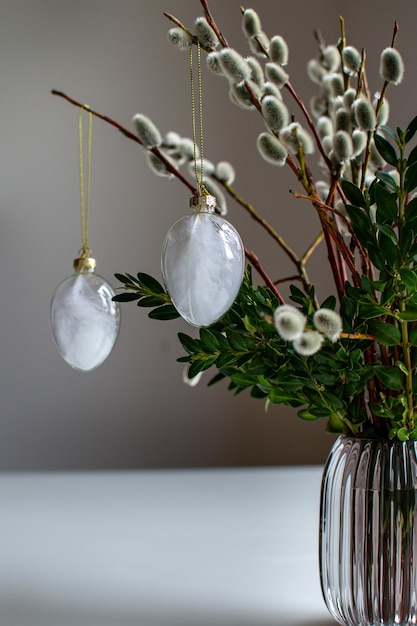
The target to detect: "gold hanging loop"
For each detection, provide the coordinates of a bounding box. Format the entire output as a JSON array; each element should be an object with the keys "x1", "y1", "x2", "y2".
[
  {"x1": 74, "y1": 106, "x2": 95, "y2": 272},
  {"x1": 190, "y1": 41, "x2": 209, "y2": 197}
]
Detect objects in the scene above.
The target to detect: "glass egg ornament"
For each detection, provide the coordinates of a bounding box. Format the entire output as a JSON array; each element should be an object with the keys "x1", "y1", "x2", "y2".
[
  {"x1": 50, "y1": 255, "x2": 120, "y2": 372},
  {"x1": 161, "y1": 195, "x2": 245, "y2": 327}
]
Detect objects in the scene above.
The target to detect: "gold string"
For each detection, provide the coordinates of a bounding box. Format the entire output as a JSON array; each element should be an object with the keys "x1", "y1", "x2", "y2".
[
  {"x1": 190, "y1": 41, "x2": 208, "y2": 196},
  {"x1": 78, "y1": 106, "x2": 93, "y2": 255}
]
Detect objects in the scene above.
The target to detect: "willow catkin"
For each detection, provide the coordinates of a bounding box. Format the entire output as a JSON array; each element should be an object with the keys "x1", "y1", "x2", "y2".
[
  {"x1": 133, "y1": 114, "x2": 162, "y2": 148},
  {"x1": 257, "y1": 132, "x2": 287, "y2": 165}
]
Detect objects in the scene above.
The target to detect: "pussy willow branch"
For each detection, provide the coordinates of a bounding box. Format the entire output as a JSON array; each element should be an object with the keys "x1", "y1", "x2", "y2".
[
  {"x1": 52, "y1": 89, "x2": 283, "y2": 296},
  {"x1": 51, "y1": 89, "x2": 198, "y2": 195}
]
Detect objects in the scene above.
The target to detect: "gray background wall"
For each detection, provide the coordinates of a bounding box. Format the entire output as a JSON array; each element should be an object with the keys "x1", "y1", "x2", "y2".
[{"x1": 1, "y1": 0, "x2": 415, "y2": 471}]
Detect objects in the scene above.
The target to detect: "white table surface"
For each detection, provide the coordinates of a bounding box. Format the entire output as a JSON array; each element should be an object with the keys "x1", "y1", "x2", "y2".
[{"x1": 0, "y1": 466, "x2": 336, "y2": 626}]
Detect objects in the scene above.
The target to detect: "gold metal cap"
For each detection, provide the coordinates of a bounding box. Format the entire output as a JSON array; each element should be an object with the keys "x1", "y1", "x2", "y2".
[
  {"x1": 190, "y1": 194, "x2": 216, "y2": 213},
  {"x1": 73, "y1": 256, "x2": 96, "y2": 273}
]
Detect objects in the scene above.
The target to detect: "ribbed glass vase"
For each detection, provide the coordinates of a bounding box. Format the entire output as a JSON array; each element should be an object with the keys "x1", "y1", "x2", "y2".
[{"x1": 319, "y1": 435, "x2": 417, "y2": 626}]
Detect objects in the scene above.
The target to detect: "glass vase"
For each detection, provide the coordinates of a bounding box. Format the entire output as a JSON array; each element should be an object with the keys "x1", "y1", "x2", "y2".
[{"x1": 319, "y1": 435, "x2": 417, "y2": 626}]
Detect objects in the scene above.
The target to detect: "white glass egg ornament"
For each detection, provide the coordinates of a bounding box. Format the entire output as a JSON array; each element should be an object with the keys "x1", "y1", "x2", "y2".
[
  {"x1": 50, "y1": 256, "x2": 120, "y2": 371},
  {"x1": 161, "y1": 195, "x2": 245, "y2": 327}
]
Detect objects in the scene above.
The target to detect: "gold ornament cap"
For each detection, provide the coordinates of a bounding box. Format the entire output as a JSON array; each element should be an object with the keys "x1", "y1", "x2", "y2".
[
  {"x1": 73, "y1": 250, "x2": 96, "y2": 273},
  {"x1": 190, "y1": 194, "x2": 216, "y2": 213}
]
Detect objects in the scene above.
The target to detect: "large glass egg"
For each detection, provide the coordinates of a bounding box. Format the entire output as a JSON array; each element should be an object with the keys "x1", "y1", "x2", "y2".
[
  {"x1": 161, "y1": 195, "x2": 245, "y2": 327},
  {"x1": 50, "y1": 257, "x2": 120, "y2": 371}
]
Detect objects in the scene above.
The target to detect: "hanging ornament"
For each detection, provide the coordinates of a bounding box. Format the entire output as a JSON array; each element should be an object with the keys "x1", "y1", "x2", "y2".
[
  {"x1": 50, "y1": 107, "x2": 120, "y2": 371},
  {"x1": 161, "y1": 41, "x2": 245, "y2": 328},
  {"x1": 162, "y1": 194, "x2": 244, "y2": 327}
]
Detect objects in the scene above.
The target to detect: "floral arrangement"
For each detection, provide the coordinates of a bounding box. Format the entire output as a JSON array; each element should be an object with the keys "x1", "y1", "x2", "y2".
[{"x1": 55, "y1": 1, "x2": 417, "y2": 441}]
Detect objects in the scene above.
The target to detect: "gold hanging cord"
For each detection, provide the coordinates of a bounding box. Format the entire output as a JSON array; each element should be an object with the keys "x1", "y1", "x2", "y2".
[
  {"x1": 78, "y1": 106, "x2": 93, "y2": 256},
  {"x1": 190, "y1": 41, "x2": 209, "y2": 197}
]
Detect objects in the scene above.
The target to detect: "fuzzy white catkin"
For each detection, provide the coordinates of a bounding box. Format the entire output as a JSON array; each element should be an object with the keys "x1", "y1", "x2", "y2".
[
  {"x1": 167, "y1": 27, "x2": 192, "y2": 51},
  {"x1": 335, "y1": 108, "x2": 352, "y2": 133},
  {"x1": 313, "y1": 309, "x2": 342, "y2": 342},
  {"x1": 280, "y1": 122, "x2": 314, "y2": 155},
  {"x1": 307, "y1": 59, "x2": 328, "y2": 85},
  {"x1": 246, "y1": 56, "x2": 264, "y2": 86},
  {"x1": 374, "y1": 92, "x2": 390, "y2": 126},
  {"x1": 333, "y1": 130, "x2": 353, "y2": 162},
  {"x1": 194, "y1": 17, "x2": 219, "y2": 49},
  {"x1": 379, "y1": 47, "x2": 404, "y2": 85},
  {"x1": 215, "y1": 161, "x2": 235, "y2": 185},
  {"x1": 218, "y1": 48, "x2": 251, "y2": 83},
  {"x1": 179, "y1": 138, "x2": 198, "y2": 160},
  {"x1": 352, "y1": 129, "x2": 367, "y2": 157},
  {"x1": 261, "y1": 95, "x2": 289, "y2": 132},
  {"x1": 146, "y1": 152, "x2": 172, "y2": 177},
  {"x1": 242, "y1": 8, "x2": 262, "y2": 38},
  {"x1": 342, "y1": 46, "x2": 361, "y2": 75},
  {"x1": 265, "y1": 62, "x2": 289, "y2": 88},
  {"x1": 248, "y1": 31, "x2": 270, "y2": 57},
  {"x1": 164, "y1": 131, "x2": 181, "y2": 148},
  {"x1": 274, "y1": 305, "x2": 306, "y2": 341},
  {"x1": 269, "y1": 35, "x2": 289, "y2": 66},
  {"x1": 322, "y1": 45, "x2": 340, "y2": 72},
  {"x1": 316, "y1": 181, "x2": 330, "y2": 203},
  {"x1": 188, "y1": 158, "x2": 215, "y2": 178},
  {"x1": 352, "y1": 98, "x2": 376, "y2": 131},
  {"x1": 293, "y1": 331, "x2": 324, "y2": 356},
  {"x1": 343, "y1": 88, "x2": 357, "y2": 108},
  {"x1": 317, "y1": 116, "x2": 333, "y2": 140},
  {"x1": 133, "y1": 114, "x2": 162, "y2": 148},
  {"x1": 257, "y1": 132, "x2": 287, "y2": 166},
  {"x1": 206, "y1": 52, "x2": 224, "y2": 75},
  {"x1": 369, "y1": 139, "x2": 386, "y2": 169},
  {"x1": 327, "y1": 73, "x2": 344, "y2": 98},
  {"x1": 262, "y1": 82, "x2": 283, "y2": 100},
  {"x1": 229, "y1": 80, "x2": 260, "y2": 109}
]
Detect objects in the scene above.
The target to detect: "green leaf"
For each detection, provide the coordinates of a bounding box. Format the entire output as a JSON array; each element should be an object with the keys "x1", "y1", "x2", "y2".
[
  {"x1": 320, "y1": 295, "x2": 337, "y2": 310},
  {"x1": 375, "y1": 171, "x2": 399, "y2": 191},
  {"x1": 374, "y1": 133, "x2": 398, "y2": 167},
  {"x1": 405, "y1": 162, "x2": 417, "y2": 194},
  {"x1": 297, "y1": 408, "x2": 319, "y2": 421},
  {"x1": 374, "y1": 184, "x2": 398, "y2": 224},
  {"x1": 199, "y1": 328, "x2": 220, "y2": 352},
  {"x1": 377, "y1": 224, "x2": 398, "y2": 244},
  {"x1": 359, "y1": 302, "x2": 391, "y2": 320},
  {"x1": 374, "y1": 365, "x2": 403, "y2": 390},
  {"x1": 380, "y1": 125, "x2": 398, "y2": 143},
  {"x1": 367, "y1": 319, "x2": 401, "y2": 346},
  {"x1": 344, "y1": 205, "x2": 373, "y2": 245},
  {"x1": 114, "y1": 273, "x2": 130, "y2": 284},
  {"x1": 178, "y1": 332, "x2": 200, "y2": 354},
  {"x1": 408, "y1": 145, "x2": 417, "y2": 167},
  {"x1": 405, "y1": 198, "x2": 417, "y2": 222},
  {"x1": 410, "y1": 326, "x2": 417, "y2": 347},
  {"x1": 137, "y1": 295, "x2": 165, "y2": 307},
  {"x1": 341, "y1": 180, "x2": 366, "y2": 208},
  {"x1": 112, "y1": 293, "x2": 141, "y2": 302},
  {"x1": 216, "y1": 352, "x2": 238, "y2": 370},
  {"x1": 399, "y1": 268, "x2": 417, "y2": 293},
  {"x1": 405, "y1": 115, "x2": 417, "y2": 144},
  {"x1": 268, "y1": 389, "x2": 305, "y2": 406},
  {"x1": 397, "y1": 305, "x2": 417, "y2": 321},
  {"x1": 137, "y1": 272, "x2": 165, "y2": 294},
  {"x1": 226, "y1": 329, "x2": 254, "y2": 351},
  {"x1": 148, "y1": 305, "x2": 180, "y2": 320}
]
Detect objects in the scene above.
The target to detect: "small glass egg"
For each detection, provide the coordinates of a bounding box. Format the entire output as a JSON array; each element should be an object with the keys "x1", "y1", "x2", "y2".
[
  {"x1": 161, "y1": 195, "x2": 244, "y2": 327},
  {"x1": 50, "y1": 256, "x2": 120, "y2": 371}
]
